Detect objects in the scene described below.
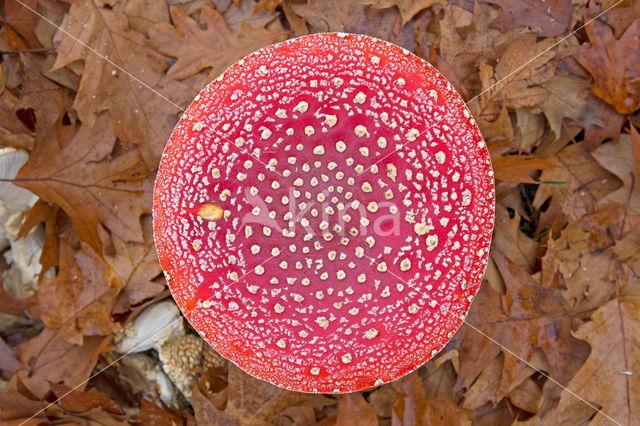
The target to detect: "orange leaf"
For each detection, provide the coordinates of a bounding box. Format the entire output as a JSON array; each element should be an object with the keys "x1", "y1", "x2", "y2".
[{"x1": 491, "y1": 155, "x2": 556, "y2": 183}]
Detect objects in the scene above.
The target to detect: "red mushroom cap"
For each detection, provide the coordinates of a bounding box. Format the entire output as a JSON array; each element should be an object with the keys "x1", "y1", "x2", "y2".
[{"x1": 153, "y1": 33, "x2": 494, "y2": 394}]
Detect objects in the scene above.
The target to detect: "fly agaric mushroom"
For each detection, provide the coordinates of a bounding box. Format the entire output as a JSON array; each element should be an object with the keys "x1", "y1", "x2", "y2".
[{"x1": 153, "y1": 33, "x2": 494, "y2": 394}]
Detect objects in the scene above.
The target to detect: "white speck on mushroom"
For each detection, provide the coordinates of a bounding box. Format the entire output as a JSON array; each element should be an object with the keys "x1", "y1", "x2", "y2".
[
  {"x1": 294, "y1": 101, "x2": 308, "y2": 113},
  {"x1": 426, "y1": 235, "x2": 439, "y2": 251},
  {"x1": 354, "y1": 125, "x2": 368, "y2": 137}
]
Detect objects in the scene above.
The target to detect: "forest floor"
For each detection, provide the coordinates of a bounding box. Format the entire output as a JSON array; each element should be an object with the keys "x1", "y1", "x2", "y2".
[{"x1": 1, "y1": 0, "x2": 639, "y2": 424}]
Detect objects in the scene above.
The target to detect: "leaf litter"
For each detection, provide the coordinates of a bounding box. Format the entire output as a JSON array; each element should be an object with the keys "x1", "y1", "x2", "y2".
[{"x1": 0, "y1": 0, "x2": 639, "y2": 424}]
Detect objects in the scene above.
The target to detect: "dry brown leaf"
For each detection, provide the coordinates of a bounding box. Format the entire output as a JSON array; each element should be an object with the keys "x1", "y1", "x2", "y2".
[
  {"x1": 0, "y1": 337, "x2": 21, "y2": 372},
  {"x1": 0, "y1": 382, "x2": 48, "y2": 425},
  {"x1": 541, "y1": 224, "x2": 615, "y2": 313},
  {"x1": 492, "y1": 208, "x2": 539, "y2": 273},
  {"x1": 149, "y1": 5, "x2": 287, "y2": 81},
  {"x1": 392, "y1": 373, "x2": 471, "y2": 425},
  {"x1": 631, "y1": 124, "x2": 640, "y2": 175},
  {"x1": 454, "y1": 251, "x2": 576, "y2": 400},
  {"x1": 192, "y1": 364, "x2": 325, "y2": 425},
  {"x1": 480, "y1": 0, "x2": 573, "y2": 37},
  {"x1": 534, "y1": 143, "x2": 620, "y2": 221},
  {"x1": 361, "y1": 0, "x2": 444, "y2": 24},
  {"x1": 461, "y1": 353, "x2": 502, "y2": 409},
  {"x1": 470, "y1": 32, "x2": 556, "y2": 118},
  {"x1": 539, "y1": 71, "x2": 603, "y2": 139},
  {"x1": 107, "y1": 217, "x2": 164, "y2": 313},
  {"x1": 290, "y1": 0, "x2": 418, "y2": 50},
  {"x1": 224, "y1": 0, "x2": 283, "y2": 30},
  {"x1": 513, "y1": 107, "x2": 546, "y2": 152},
  {"x1": 28, "y1": 236, "x2": 120, "y2": 345},
  {"x1": 15, "y1": 113, "x2": 150, "y2": 252},
  {"x1": 0, "y1": 280, "x2": 32, "y2": 316},
  {"x1": 52, "y1": 1, "x2": 189, "y2": 169},
  {"x1": 555, "y1": 295, "x2": 640, "y2": 425},
  {"x1": 574, "y1": 19, "x2": 640, "y2": 114},
  {"x1": 15, "y1": 331, "x2": 109, "y2": 399},
  {"x1": 49, "y1": 382, "x2": 123, "y2": 416},
  {"x1": 492, "y1": 154, "x2": 556, "y2": 184},
  {"x1": 592, "y1": 134, "x2": 640, "y2": 213},
  {"x1": 336, "y1": 393, "x2": 378, "y2": 425},
  {"x1": 437, "y1": 3, "x2": 524, "y2": 99},
  {"x1": 508, "y1": 377, "x2": 542, "y2": 414}
]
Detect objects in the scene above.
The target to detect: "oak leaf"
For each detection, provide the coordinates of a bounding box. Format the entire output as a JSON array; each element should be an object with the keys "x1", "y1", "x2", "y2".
[
  {"x1": 392, "y1": 373, "x2": 471, "y2": 425},
  {"x1": 453, "y1": 251, "x2": 576, "y2": 400},
  {"x1": 107, "y1": 216, "x2": 164, "y2": 313},
  {"x1": 539, "y1": 71, "x2": 603, "y2": 139},
  {"x1": 592, "y1": 134, "x2": 640, "y2": 214},
  {"x1": 361, "y1": 0, "x2": 444, "y2": 24},
  {"x1": 534, "y1": 143, "x2": 620, "y2": 221},
  {"x1": 336, "y1": 393, "x2": 378, "y2": 425},
  {"x1": 470, "y1": 33, "x2": 555, "y2": 116},
  {"x1": 541, "y1": 224, "x2": 615, "y2": 313},
  {"x1": 15, "y1": 330, "x2": 109, "y2": 399},
  {"x1": 149, "y1": 5, "x2": 287, "y2": 81},
  {"x1": 480, "y1": 0, "x2": 573, "y2": 37},
  {"x1": 290, "y1": 0, "x2": 418, "y2": 49},
  {"x1": 555, "y1": 295, "x2": 640, "y2": 425},
  {"x1": 574, "y1": 20, "x2": 640, "y2": 114},
  {"x1": 491, "y1": 154, "x2": 556, "y2": 184},
  {"x1": 52, "y1": 1, "x2": 189, "y2": 168},
  {"x1": 15, "y1": 113, "x2": 150, "y2": 252},
  {"x1": 49, "y1": 383, "x2": 123, "y2": 416},
  {"x1": 492, "y1": 208, "x2": 539, "y2": 273},
  {"x1": 28, "y1": 236, "x2": 120, "y2": 345},
  {"x1": 191, "y1": 364, "x2": 330, "y2": 425}
]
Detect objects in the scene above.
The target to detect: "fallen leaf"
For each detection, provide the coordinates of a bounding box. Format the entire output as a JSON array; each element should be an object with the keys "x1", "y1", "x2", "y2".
[
  {"x1": 534, "y1": 143, "x2": 620, "y2": 221},
  {"x1": 392, "y1": 373, "x2": 471, "y2": 425},
  {"x1": 50, "y1": 382, "x2": 123, "y2": 416},
  {"x1": 492, "y1": 208, "x2": 539, "y2": 273},
  {"x1": 15, "y1": 330, "x2": 109, "y2": 399},
  {"x1": 574, "y1": 20, "x2": 640, "y2": 114},
  {"x1": 630, "y1": 124, "x2": 640, "y2": 176},
  {"x1": 149, "y1": 6, "x2": 287, "y2": 81},
  {"x1": 480, "y1": 0, "x2": 573, "y2": 37},
  {"x1": 539, "y1": 71, "x2": 603, "y2": 139},
  {"x1": 17, "y1": 199, "x2": 60, "y2": 281},
  {"x1": 336, "y1": 393, "x2": 378, "y2": 425},
  {"x1": 555, "y1": 295, "x2": 640, "y2": 425},
  {"x1": 437, "y1": 3, "x2": 524, "y2": 100},
  {"x1": 361, "y1": 0, "x2": 444, "y2": 24},
  {"x1": 28, "y1": 235, "x2": 119, "y2": 345},
  {"x1": 52, "y1": 1, "x2": 189, "y2": 168},
  {"x1": 15, "y1": 112, "x2": 150, "y2": 252},
  {"x1": 0, "y1": 337, "x2": 22, "y2": 372},
  {"x1": 224, "y1": 0, "x2": 284, "y2": 30},
  {"x1": 423, "y1": 397, "x2": 472, "y2": 425},
  {"x1": 107, "y1": 216, "x2": 164, "y2": 313},
  {"x1": 191, "y1": 364, "x2": 327, "y2": 425},
  {"x1": 454, "y1": 250, "x2": 576, "y2": 400},
  {"x1": 541, "y1": 224, "x2": 615, "y2": 313},
  {"x1": 136, "y1": 399, "x2": 184, "y2": 425},
  {"x1": 508, "y1": 377, "x2": 542, "y2": 414},
  {"x1": 461, "y1": 354, "x2": 502, "y2": 410},
  {"x1": 492, "y1": 154, "x2": 556, "y2": 184},
  {"x1": 469, "y1": 33, "x2": 556, "y2": 119},
  {"x1": 290, "y1": 0, "x2": 417, "y2": 50},
  {"x1": 0, "y1": 382, "x2": 47, "y2": 424},
  {"x1": 492, "y1": 34, "x2": 556, "y2": 108},
  {"x1": 0, "y1": 279, "x2": 32, "y2": 316},
  {"x1": 592, "y1": 134, "x2": 640, "y2": 213}
]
